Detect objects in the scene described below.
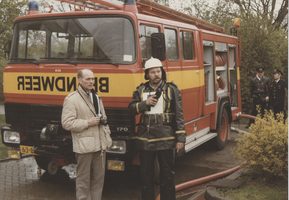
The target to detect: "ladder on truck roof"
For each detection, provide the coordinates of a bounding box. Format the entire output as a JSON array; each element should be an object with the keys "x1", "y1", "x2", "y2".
[
  {"x1": 56, "y1": 0, "x2": 225, "y2": 33},
  {"x1": 55, "y1": 0, "x2": 123, "y2": 10},
  {"x1": 136, "y1": 0, "x2": 224, "y2": 33}
]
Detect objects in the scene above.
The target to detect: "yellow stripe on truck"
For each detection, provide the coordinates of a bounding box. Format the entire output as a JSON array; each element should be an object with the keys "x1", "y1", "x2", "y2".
[
  {"x1": 3, "y1": 72, "x2": 142, "y2": 97},
  {"x1": 166, "y1": 69, "x2": 205, "y2": 90},
  {"x1": 3, "y1": 69, "x2": 206, "y2": 97}
]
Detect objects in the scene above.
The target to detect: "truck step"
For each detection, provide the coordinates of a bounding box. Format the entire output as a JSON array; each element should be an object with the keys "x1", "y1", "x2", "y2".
[{"x1": 185, "y1": 132, "x2": 217, "y2": 152}]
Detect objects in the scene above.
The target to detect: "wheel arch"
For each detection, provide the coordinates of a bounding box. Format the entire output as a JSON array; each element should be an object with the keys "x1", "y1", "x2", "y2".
[{"x1": 216, "y1": 96, "x2": 232, "y2": 130}]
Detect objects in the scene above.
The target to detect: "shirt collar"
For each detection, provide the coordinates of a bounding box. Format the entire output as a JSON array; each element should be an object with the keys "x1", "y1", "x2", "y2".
[
  {"x1": 275, "y1": 79, "x2": 280, "y2": 83},
  {"x1": 256, "y1": 74, "x2": 261, "y2": 81}
]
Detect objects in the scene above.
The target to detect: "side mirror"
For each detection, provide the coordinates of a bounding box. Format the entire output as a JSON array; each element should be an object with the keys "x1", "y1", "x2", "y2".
[
  {"x1": 4, "y1": 40, "x2": 11, "y2": 60},
  {"x1": 151, "y1": 33, "x2": 166, "y2": 61}
]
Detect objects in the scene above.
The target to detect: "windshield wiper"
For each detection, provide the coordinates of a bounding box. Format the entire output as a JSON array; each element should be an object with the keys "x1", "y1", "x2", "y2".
[
  {"x1": 30, "y1": 61, "x2": 39, "y2": 65},
  {"x1": 65, "y1": 60, "x2": 77, "y2": 65},
  {"x1": 101, "y1": 59, "x2": 119, "y2": 67},
  {"x1": 75, "y1": 58, "x2": 119, "y2": 66},
  {"x1": 32, "y1": 59, "x2": 77, "y2": 66}
]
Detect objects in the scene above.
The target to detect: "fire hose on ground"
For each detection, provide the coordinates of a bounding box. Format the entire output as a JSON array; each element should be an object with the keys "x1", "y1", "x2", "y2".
[{"x1": 155, "y1": 113, "x2": 259, "y2": 200}]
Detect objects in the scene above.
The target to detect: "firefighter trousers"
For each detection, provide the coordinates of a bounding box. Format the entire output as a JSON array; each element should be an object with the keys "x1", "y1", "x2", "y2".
[{"x1": 139, "y1": 149, "x2": 176, "y2": 200}]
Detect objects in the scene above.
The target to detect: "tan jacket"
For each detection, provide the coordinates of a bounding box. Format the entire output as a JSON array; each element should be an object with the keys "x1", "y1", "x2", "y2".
[{"x1": 62, "y1": 85, "x2": 108, "y2": 154}]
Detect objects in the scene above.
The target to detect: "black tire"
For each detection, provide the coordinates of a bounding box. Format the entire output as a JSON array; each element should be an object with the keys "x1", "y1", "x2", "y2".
[
  {"x1": 212, "y1": 109, "x2": 229, "y2": 150},
  {"x1": 34, "y1": 156, "x2": 51, "y2": 170}
]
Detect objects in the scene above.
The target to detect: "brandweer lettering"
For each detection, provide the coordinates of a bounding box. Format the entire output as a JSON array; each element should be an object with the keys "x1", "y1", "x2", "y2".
[{"x1": 17, "y1": 76, "x2": 109, "y2": 93}]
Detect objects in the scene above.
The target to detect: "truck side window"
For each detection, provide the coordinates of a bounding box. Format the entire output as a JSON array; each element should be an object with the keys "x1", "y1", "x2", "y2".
[
  {"x1": 139, "y1": 24, "x2": 159, "y2": 59},
  {"x1": 164, "y1": 28, "x2": 179, "y2": 61},
  {"x1": 180, "y1": 31, "x2": 195, "y2": 60},
  {"x1": 18, "y1": 30, "x2": 46, "y2": 59}
]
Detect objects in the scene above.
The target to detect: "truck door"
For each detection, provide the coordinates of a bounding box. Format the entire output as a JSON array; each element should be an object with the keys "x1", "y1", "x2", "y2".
[{"x1": 179, "y1": 29, "x2": 201, "y2": 120}]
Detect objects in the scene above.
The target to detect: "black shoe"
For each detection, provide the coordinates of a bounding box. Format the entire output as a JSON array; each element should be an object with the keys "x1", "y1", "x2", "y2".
[{"x1": 245, "y1": 124, "x2": 250, "y2": 128}]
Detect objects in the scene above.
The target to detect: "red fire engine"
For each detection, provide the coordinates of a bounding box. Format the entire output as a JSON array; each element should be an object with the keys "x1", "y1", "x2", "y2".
[{"x1": 2, "y1": 0, "x2": 241, "y2": 174}]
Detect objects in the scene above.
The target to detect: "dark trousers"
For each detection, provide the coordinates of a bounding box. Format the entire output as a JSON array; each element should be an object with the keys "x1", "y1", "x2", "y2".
[
  {"x1": 248, "y1": 98, "x2": 267, "y2": 126},
  {"x1": 139, "y1": 149, "x2": 176, "y2": 200},
  {"x1": 272, "y1": 102, "x2": 286, "y2": 119}
]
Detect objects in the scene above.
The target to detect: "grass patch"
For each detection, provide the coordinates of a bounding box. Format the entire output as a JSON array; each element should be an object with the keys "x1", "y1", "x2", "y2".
[
  {"x1": 217, "y1": 175, "x2": 288, "y2": 200},
  {"x1": 0, "y1": 114, "x2": 10, "y2": 160}
]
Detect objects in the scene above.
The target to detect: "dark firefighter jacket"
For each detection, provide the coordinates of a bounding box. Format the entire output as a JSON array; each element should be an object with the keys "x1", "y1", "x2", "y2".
[
  {"x1": 249, "y1": 75, "x2": 270, "y2": 102},
  {"x1": 128, "y1": 81, "x2": 186, "y2": 151},
  {"x1": 269, "y1": 79, "x2": 287, "y2": 107}
]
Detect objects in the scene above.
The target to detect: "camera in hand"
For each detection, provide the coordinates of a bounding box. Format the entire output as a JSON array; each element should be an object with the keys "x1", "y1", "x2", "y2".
[{"x1": 100, "y1": 117, "x2": 108, "y2": 126}]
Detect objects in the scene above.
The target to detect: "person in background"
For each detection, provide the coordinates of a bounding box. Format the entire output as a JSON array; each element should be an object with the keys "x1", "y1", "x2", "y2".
[
  {"x1": 269, "y1": 69, "x2": 287, "y2": 119},
  {"x1": 62, "y1": 69, "x2": 109, "y2": 200},
  {"x1": 128, "y1": 57, "x2": 186, "y2": 200},
  {"x1": 246, "y1": 67, "x2": 270, "y2": 128}
]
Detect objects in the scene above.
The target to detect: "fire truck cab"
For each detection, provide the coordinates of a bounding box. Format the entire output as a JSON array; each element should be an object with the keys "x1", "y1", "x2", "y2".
[{"x1": 2, "y1": 0, "x2": 241, "y2": 174}]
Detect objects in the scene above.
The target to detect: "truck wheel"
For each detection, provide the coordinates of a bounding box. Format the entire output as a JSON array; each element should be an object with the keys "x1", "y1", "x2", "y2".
[
  {"x1": 35, "y1": 156, "x2": 51, "y2": 170},
  {"x1": 213, "y1": 109, "x2": 229, "y2": 150}
]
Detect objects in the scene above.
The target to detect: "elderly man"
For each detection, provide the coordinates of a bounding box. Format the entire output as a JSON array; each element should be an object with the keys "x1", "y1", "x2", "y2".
[
  {"x1": 247, "y1": 67, "x2": 270, "y2": 128},
  {"x1": 62, "y1": 69, "x2": 109, "y2": 200},
  {"x1": 128, "y1": 57, "x2": 186, "y2": 200},
  {"x1": 269, "y1": 69, "x2": 287, "y2": 118}
]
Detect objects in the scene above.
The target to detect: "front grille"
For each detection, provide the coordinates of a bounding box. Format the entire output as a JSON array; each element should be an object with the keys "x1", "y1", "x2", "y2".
[
  {"x1": 5, "y1": 102, "x2": 62, "y2": 129},
  {"x1": 105, "y1": 108, "x2": 135, "y2": 135}
]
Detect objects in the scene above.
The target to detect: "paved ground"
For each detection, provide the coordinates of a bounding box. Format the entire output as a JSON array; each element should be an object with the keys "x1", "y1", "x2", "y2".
[{"x1": 0, "y1": 124, "x2": 248, "y2": 200}]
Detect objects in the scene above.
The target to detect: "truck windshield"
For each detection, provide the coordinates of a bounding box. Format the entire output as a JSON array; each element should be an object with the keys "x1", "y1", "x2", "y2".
[{"x1": 10, "y1": 16, "x2": 136, "y2": 65}]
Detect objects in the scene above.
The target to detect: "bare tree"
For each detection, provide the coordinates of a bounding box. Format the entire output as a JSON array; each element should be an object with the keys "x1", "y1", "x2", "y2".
[{"x1": 233, "y1": 0, "x2": 288, "y2": 30}]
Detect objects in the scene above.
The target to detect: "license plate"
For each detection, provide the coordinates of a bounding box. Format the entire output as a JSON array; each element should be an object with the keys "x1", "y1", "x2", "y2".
[{"x1": 20, "y1": 145, "x2": 37, "y2": 155}]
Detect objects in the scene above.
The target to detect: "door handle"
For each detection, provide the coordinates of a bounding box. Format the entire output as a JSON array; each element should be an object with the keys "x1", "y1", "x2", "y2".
[{"x1": 196, "y1": 71, "x2": 201, "y2": 73}]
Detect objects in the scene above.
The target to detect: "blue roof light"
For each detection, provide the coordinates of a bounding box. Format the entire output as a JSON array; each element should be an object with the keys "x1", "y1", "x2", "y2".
[
  {"x1": 124, "y1": 0, "x2": 136, "y2": 5},
  {"x1": 29, "y1": 1, "x2": 39, "y2": 11}
]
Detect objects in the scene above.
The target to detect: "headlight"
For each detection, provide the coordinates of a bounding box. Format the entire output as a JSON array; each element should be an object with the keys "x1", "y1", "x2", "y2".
[
  {"x1": 3, "y1": 131, "x2": 20, "y2": 144},
  {"x1": 106, "y1": 140, "x2": 126, "y2": 154}
]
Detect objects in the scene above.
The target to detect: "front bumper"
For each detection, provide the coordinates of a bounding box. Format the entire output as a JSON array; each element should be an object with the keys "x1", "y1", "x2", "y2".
[
  {"x1": 1, "y1": 126, "x2": 73, "y2": 158},
  {"x1": 106, "y1": 137, "x2": 138, "y2": 171},
  {"x1": 2, "y1": 126, "x2": 138, "y2": 171}
]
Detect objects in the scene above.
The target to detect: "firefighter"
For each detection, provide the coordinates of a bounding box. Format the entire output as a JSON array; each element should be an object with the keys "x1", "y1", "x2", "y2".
[
  {"x1": 62, "y1": 69, "x2": 110, "y2": 200},
  {"x1": 128, "y1": 57, "x2": 186, "y2": 200},
  {"x1": 269, "y1": 69, "x2": 287, "y2": 119},
  {"x1": 247, "y1": 67, "x2": 270, "y2": 128}
]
